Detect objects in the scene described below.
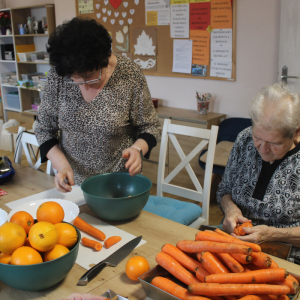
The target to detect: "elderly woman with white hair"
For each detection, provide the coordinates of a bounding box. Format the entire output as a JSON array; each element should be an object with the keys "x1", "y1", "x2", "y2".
[{"x1": 217, "y1": 83, "x2": 300, "y2": 263}]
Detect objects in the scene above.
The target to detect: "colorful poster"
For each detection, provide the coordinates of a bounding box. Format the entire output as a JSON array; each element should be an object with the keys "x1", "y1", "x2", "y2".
[
  {"x1": 170, "y1": 4, "x2": 189, "y2": 38},
  {"x1": 190, "y1": 30, "x2": 210, "y2": 65},
  {"x1": 145, "y1": 0, "x2": 171, "y2": 26},
  {"x1": 210, "y1": 0, "x2": 232, "y2": 29},
  {"x1": 78, "y1": 0, "x2": 94, "y2": 14},
  {"x1": 190, "y1": 2, "x2": 210, "y2": 31}
]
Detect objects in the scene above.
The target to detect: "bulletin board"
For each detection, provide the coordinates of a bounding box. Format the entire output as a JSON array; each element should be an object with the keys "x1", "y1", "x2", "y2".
[{"x1": 75, "y1": 0, "x2": 236, "y2": 81}]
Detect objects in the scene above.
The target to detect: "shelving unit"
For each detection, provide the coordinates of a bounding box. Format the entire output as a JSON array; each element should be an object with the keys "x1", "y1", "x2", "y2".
[{"x1": 0, "y1": 4, "x2": 55, "y2": 123}]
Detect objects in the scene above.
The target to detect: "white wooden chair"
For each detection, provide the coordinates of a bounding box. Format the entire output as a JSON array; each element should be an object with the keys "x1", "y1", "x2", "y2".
[
  {"x1": 143, "y1": 118, "x2": 218, "y2": 228},
  {"x1": 14, "y1": 126, "x2": 54, "y2": 175}
]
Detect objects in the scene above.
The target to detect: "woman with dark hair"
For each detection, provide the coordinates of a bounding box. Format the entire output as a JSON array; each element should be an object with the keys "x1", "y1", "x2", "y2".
[{"x1": 35, "y1": 17, "x2": 161, "y2": 192}]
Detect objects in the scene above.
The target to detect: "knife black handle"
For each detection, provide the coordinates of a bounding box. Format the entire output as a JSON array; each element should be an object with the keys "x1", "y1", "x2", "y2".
[{"x1": 77, "y1": 261, "x2": 107, "y2": 286}]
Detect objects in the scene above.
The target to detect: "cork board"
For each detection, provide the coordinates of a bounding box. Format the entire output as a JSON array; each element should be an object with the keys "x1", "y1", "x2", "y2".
[{"x1": 75, "y1": 0, "x2": 237, "y2": 81}]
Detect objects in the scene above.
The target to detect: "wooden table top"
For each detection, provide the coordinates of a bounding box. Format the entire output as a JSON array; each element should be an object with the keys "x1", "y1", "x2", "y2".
[{"x1": 0, "y1": 164, "x2": 299, "y2": 300}]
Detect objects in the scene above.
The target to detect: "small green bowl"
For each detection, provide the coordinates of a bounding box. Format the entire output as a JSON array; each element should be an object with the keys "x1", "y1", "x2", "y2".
[
  {"x1": 81, "y1": 172, "x2": 152, "y2": 221},
  {"x1": 0, "y1": 224, "x2": 80, "y2": 291}
]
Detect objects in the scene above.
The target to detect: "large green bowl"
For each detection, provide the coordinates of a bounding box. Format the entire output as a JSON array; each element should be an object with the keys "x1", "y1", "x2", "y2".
[
  {"x1": 0, "y1": 224, "x2": 80, "y2": 291},
  {"x1": 81, "y1": 172, "x2": 152, "y2": 221}
]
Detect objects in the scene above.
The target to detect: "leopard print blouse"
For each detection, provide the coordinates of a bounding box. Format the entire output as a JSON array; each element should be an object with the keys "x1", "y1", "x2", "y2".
[{"x1": 35, "y1": 54, "x2": 161, "y2": 184}]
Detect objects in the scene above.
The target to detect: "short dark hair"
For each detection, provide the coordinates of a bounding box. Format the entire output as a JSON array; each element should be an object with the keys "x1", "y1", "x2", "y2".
[{"x1": 47, "y1": 17, "x2": 112, "y2": 77}]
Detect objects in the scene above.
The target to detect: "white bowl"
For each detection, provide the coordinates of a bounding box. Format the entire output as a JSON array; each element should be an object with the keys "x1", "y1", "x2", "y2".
[
  {"x1": 0, "y1": 208, "x2": 8, "y2": 226},
  {"x1": 7, "y1": 199, "x2": 79, "y2": 224}
]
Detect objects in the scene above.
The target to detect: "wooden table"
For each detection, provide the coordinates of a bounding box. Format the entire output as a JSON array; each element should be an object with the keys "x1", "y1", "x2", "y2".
[{"x1": 0, "y1": 164, "x2": 299, "y2": 300}]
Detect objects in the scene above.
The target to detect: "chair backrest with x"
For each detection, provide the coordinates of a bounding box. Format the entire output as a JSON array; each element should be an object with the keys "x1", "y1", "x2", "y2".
[{"x1": 156, "y1": 118, "x2": 218, "y2": 226}]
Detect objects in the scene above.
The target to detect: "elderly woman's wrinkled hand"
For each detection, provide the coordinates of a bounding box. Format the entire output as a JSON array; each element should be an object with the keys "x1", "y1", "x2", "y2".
[
  {"x1": 122, "y1": 147, "x2": 142, "y2": 176},
  {"x1": 235, "y1": 224, "x2": 272, "y2": 244},
  {"x1": 223, "y1": 209, "x2": 251, "y2": 234},
  {"x1": 59, "y1": 293, "x2": 108, "y2": 300}
]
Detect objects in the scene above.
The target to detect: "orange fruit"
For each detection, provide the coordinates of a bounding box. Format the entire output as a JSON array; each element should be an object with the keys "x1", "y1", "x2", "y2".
[
  {"x1": 125, "y1": 256, "x2": 150, "y2": 281},
  {"x1": 43, "y1": 244, "x2": 70, "y2": 262},
  {"x1": 54, "y1": 223, "x2": 78, "y2": 248},
  {"x1": 10, "y1": 211, "x2": 34, "y2": 234},
  {"x1": 36, "y1": 201, "x2": 65, "y2": 224},
  {"x1": 10, "y1": 246, "x2": 43, "y2": 265},
  {"x1": 0, "y1": 253, "x2": 12, "y2": 264},
  {"x1": 0, "y1": 222, "x2": 27, "y2": 254},
  {"x1": 28, "y1": 221, "x2": 58, "y2": 252}
]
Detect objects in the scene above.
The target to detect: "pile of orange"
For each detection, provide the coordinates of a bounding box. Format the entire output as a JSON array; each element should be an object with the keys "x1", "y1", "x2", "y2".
[{"x1": 0, "y1": 201, "x2": 78, "y2": 265}]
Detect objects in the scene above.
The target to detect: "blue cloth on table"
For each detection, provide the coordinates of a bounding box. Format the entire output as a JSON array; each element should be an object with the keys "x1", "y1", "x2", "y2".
[{"x1": 143, "y1": 195, "x2": 202, "y2": 226}]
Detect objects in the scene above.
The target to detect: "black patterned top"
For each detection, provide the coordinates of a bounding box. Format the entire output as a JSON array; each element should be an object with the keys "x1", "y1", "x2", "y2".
[
  {"x1": 35, "y1": 54, "x2": 161, "y2": 185},
  {"x1": 217, "y1": 127, "x2": 300, "y2": 259}
]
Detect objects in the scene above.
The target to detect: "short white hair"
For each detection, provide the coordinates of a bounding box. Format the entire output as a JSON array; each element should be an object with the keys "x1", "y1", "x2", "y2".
[{"x1": 249, "y1": 83, "x2": 300, "y2": 138}]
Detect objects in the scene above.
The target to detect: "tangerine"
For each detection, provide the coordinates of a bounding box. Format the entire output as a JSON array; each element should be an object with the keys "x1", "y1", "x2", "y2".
[
  {"x1": 43, "y1": 244, "x2": 70, "y2": 262},
  {"x1": 36, "y1": 201, "x2": 65, "y2": 224},
  {"x1": 54, "y1": 223, "x2": 78, "y2": 248},
  {"x1": 0, "y1": 253, "x2": 11, "y2": 264},
  {"x1": 0, "y1": 222, "x2": 26, "y2": 254},
  {"x1": 125, "y1": 256, "x2": 150, "y2": 281},
  {"x1": 28, "y1": 221, "x2": 58, "y2": 252},
  {"x1": 10, "y1": 246, "x2": 43, "y2": 265},
  {"x1": 10, "y1": 211, "x2": 34, "y2": 234}
]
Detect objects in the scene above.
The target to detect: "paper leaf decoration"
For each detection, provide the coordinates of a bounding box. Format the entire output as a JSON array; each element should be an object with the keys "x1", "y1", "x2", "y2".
[
  {"x1": 134, "y1": 57, "x2": 156, "y2": 70},
  {"x1": 109, "y1": 0, "x2": 122, "y2": 9},
  {"x1": 134, "y1": 30, "x2": 156, "y2": 56}
]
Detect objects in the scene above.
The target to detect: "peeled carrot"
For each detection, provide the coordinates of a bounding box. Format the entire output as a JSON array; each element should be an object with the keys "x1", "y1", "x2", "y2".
[
  {"x1": 151, "y1": 276, "x2": 209, "y2": 300},
  {"x1": 239, "y1": 295, "x2": 278, "y2": 300},
  {"x1": 73, "y1": 216, "x2": 106, "y2": 241},
  {"x1": 251, "y1": 252, "x2": 272, "y2": 268},
  {"x1": 195, "y1": 231, "x2": 261, "y2": 252},
  {"x1": 156, "y1": 252, "x2": 200, "y2": 286},
  {"x1": 215, "y1": 253, "x2": 244, "y2": 273},
  {"x1": 204, "y1": 268, "x2": 287, "y2": 284},
  {"x1": 233, "y1": 222, "x2": 253, "y2": 236},
  {"x1": 187, "y1": 283, "x2": 290, "y2": 296},
  {"x1": 199, "y1": 252, "x2": 230, "y2": 274},
  {"x1": 195, "y1": 266, "x2": 210, "y2": 282},
  {"x1": 270, "y1": 274, "x2": 299, "y2": 294},
  {"x1": 214, "y1": 228, "x2": 232, "y2": 237},
  {"x1": 177, "y1": 240, "x2": 253, "y2": 255},
  {"x1": 81, "y1": 237, "x2": 102, "y2": 251},
  {"x1": 230, "y1": 253, "x2": 252, "y2": 264},
  {"x1": 104, "y1": 236, "x2": 121, "y2": 249},
  {"x1": 161, "y1": 243, "x2": 204, "y2": 273}
]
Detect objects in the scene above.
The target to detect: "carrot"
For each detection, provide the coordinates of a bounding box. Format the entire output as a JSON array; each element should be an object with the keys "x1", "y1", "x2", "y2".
[
  {"x1": 155, "y1": 252, "x2": 200, "y2": 286},
  {"x1": 73, "y1": 216, "x2": 106, "y2": 241},
  {"x1": 251, "y1": 252, "x2": 272, "y2": 268},
  {"x1": 81, "y1": 237, "x2": 102, "y2": 251},
  {"x1": 215, "y1": 253, "x2": 244, "y2": 273},
  {"x1": 161, "y1": 243, "x2": 204, "y2": 273},
  {"x1": 230, "y1": 253, "x2": 252, "y2": 264},
  {"x1": 246, "y1": 264, "x2": 263, "y2": 271},
  {"x1": 151, "y1": 276, "x2": 209, "y2": 300},
  {"x1": 234, "y1": 222, "x2": 253, "y2": 236},
  {"x1": 277, "y1": 296, "x2": 289, "y2": 300},
  {"x1": 242, "y1": 265, "x2": 253, "y2": 272},
  {"x1": 104, "y1": 236, "x2": 121, "y2": 249},
  {"x1": 239, "y1": 295, "x2": 278, "y2": 300},
  {"x1": 211, "y1": 297, "x2": 227, "y2": 300},
  {"x1": 195, "y1": 266, "x2": 210, "y2": 282},
  {"x1": 269, "y1": 259, "x2": 279, "y2": 269},
  {"x1": 214, "y1": 228, "x2": 232, "y2": 237},
  {"x1": 187, "y1": 283, "x2": 290, "y2": 296},
  {"x1": 270, "y1": 274, "x2": 299, "y2": 294},
  {"x1": 204, "y1": 268, "x2": 288, "y2": 284},
  {"x1": 195, "y1": 231, "x2": 261, "y2": 252},
  {"x1": 224, "y1": 296, "x2": 240, "y2": 300},
  {"x1": 200, "y1": 252, "x2": 230, "y2": 274},
  {"x1": 177, "y1": 240, "x2": 253, "y2": 255}
]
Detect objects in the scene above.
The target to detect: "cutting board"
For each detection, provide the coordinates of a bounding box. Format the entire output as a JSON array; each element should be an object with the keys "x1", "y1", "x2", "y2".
[{"x1": 75, "y1": 213, "x2": 146, "y2": 270}]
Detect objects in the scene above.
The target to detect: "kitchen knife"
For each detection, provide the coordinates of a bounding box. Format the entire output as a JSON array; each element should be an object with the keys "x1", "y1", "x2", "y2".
[{"x1": 77, "y1": 235, "x2": 142, "y2": 286}]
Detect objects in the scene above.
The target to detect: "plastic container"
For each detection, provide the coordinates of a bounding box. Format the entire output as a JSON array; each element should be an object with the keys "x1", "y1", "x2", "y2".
[
  {"x1": 17, "y1": 51, "x2": 45, "y2": 62},
  {"x1": 21, "y1": 72, "x2": 44, "y2": 81},
  {"x1": 6, "y1": 92, "x2": 20, "y2": 109}
]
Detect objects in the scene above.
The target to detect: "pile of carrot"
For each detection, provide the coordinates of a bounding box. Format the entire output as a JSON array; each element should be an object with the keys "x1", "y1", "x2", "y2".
[
  {"x1": 73, "y1": 216, "x2": 122, "y2": 252},
  {"x1": 151, "y1": 229, "x2": 299, "y2": 300}
]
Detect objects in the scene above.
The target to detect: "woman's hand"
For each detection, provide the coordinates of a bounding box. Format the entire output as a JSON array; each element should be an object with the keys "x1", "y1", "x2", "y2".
[
  {"x1": 234, "y1": 225, "x2": 272, "y2": 244},
  {"x1": 122, "y1": 147, "x2": 143, "y2": 176},
  {"x1": 59, "y1": 293, "x2": 107, "y2": 300},
  {"x1": 54, "y1": 164, "x2": 75, "y2": 193}
]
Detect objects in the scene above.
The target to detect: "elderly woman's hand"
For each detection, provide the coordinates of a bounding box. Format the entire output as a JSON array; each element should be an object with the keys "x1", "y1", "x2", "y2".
[
  {"x1": 55, "y1": 164, "x2": 75, "y2": 193},
  {"x1": 122, "y1": 147, "x2": 142, "y2": 176},
  {"x1": 234, "y1": 224, "x2": 271, "y2": 244},
  {"x1": 59, "y1": 293, "x2": 107, "y2": 300}
]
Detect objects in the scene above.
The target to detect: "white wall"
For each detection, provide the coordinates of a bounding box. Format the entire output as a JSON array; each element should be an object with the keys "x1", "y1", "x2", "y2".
[{"x1": 6, "y1": 0, "x2": 280, "y2": 118}]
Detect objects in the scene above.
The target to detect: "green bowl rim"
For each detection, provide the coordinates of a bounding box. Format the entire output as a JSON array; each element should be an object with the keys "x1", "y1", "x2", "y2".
[
  {"x1": 80, "y1": 172, "x2": 152, "y2": 200},
  {"x1": 0, "y1": 222, "x2": 81, "y2": 267}
]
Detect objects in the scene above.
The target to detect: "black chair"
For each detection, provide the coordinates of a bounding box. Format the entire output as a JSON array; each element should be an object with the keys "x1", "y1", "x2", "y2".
[{"x1": 199, "y1": 118, "x2": 252, "y2": 175}]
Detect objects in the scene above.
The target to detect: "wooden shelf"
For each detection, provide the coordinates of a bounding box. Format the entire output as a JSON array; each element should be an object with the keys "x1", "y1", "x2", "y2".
[
  {"x1": 0, "y1": 60, "x2": 16, "y2": 63},
  {"x1": 17, "y1": 61, "x2": 49, "y2": 64},
  {"x1": 0, "y1": 35, "x2": 13, "y2": 38},
  {"x1": 14, "y1": 34, "x2": 48, "y2": 37},
  {"x1": 1, "y1": 84, "x2": 18, "y2": 88}
]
